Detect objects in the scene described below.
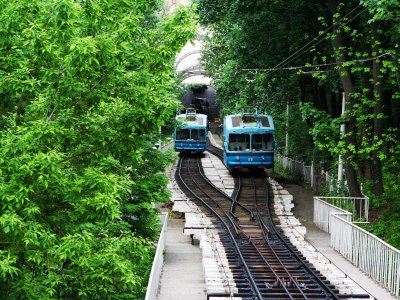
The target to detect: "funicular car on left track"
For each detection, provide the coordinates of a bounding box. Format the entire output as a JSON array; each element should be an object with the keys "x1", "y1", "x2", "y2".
[{"x1": 173, "y1": 109, "x2": 208, "y2": 153}]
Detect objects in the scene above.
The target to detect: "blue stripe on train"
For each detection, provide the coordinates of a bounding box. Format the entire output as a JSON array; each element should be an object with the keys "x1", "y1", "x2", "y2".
[
  {"x1": 225, "y1": 152, "x2": 274, "y2": 168},
  {"x1": 175, "y1": 141, "x2": 206, "y2": 152}
]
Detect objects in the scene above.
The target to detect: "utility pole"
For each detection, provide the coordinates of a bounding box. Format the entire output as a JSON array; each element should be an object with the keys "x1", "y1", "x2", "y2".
[
  {"x1": 285, "y1": 100, "x2": 289, "y2": 156},
  {"x1": 338, "y1": 92, "x2": 345, "y2": 182}
]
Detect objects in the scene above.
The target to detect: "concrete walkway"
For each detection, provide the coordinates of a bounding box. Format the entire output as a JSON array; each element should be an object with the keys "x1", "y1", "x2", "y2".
[
  {"x1": 282, "y1": 181, "x2": 397, "y2": 300},
  {"x1": 157, "y1": 217, "x2": 207, "y2": 300}
]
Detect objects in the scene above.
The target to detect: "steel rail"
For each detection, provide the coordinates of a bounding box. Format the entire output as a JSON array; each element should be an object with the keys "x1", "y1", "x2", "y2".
[
  {"x1": 262, "y1": 181, "x2": 342, "y2": 300},
  {"x1": 229, "y1": 173, "x2": 242, "y2": 219},
  {"x1": 195, "y1": 156, "x2": 253, "y2": 218},
  {"x1": 177, "y1": 156, "x2": 263, "y2": 300},
  {"x1": 249, "y1": 175, "x2": 307, "y2": 299},
  {"x1": 205, "y1": 141, "x2": 250, "y2": 219},
  {"x1": 196, "y1": 155, "x2": 325, "y2": 298},
  {"x1": 235, "y1": 173, "x2": 341, "y2": 299},
  {"x1": 194, "y1": 156, "x2": 242, "y2": 236},
  {"x1": 239, "y1": 174, "x2": 297, "y2": 299},
  {"x1": 206, "y1": 140, "x2": 223, "y2": 158},
  {"x1": 207, "y1": 138, "x2": 342, "y2": 299},
  {"x1": 179, "y1": 145, "x2": 345, "y2": 299}
]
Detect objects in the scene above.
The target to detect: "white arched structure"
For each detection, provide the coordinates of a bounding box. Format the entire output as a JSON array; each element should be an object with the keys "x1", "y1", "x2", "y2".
[
  {"x1": 165, "y1": 0, "x2": 212, "y2": 85},
  {"x1": 175, "y1": 34, "x2": 212, "y2": 85}
]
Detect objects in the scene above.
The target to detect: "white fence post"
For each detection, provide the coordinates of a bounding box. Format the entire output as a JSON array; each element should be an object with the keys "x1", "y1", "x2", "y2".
[{"x1": 311, "y1": 161, "x2": 314, "y2": 188}]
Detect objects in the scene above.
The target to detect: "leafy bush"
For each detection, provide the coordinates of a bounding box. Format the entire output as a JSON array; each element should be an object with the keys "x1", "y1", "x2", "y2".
[{"x1": 0, "y1": 0, "x2": 197, "y2": 298}]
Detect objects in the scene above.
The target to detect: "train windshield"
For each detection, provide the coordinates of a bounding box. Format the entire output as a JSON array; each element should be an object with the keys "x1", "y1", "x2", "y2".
[
  {"x1": 252, "y1": 134, "x2": 273, "y2": 151},
  {"x1": 175, "y1": 129, "x2": 190, "y2": 140},
  {"x1": 228, "y1": 134, "x2": 250, "y2": 151},
  {"x1": 192, "y1": 129, "x2": 206, "y2": 141}
]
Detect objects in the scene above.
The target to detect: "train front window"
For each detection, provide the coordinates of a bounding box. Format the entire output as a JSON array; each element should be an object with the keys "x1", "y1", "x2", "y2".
[
  {"x1": 252, "y1": 134, "x2": 273, "y2": 151},
  {"x1": 228, "y1": 134, "x2": 250, "y2": 151},
  {"x1": 176, "y1": 129, "x2": 190, "y2": 140},
  {"x1": 192, "y1": 129, "x2": 206, "y2": 141}
]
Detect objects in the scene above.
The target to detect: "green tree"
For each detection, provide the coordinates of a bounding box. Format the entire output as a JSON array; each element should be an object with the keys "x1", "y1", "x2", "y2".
[
  {"x1": 0, "y1": 0, "x2": 197, "y2": 298},
  {"x1": 197, "y1": 0, "x2": 400, "y2": 200},
  {"x1": 198, "y1": 0, "x2": 327, "y2": 157}
]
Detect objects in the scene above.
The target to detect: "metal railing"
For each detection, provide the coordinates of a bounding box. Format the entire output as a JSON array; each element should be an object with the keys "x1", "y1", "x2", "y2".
[
  {"x1": 276, "y1": 154, "x2": 349, "y2": 194},
  {"x1": 315, "y1": 196, "x2": 369, "y2": 223},
  {"x1": 314, "y1": 197, "x2": 400, "y2": 297},
  {"x1": 276, "y1": 153, "x2": 313, "y2": 185},
  {"x1": 313, "y1": 197, "x2": 353, "y2": 233},
  {"x1": 330, "y1": 213, "x2": 400, "y2": 297},
  {"x1": 156, "y1": 140, "x2": 174, "y2": 153},
  {"x1": 178, "y1": 64, "x2": 207, "y2": 80},
  {"x1": 145, "y1": 212, "x2": 168, "y2": 300}
]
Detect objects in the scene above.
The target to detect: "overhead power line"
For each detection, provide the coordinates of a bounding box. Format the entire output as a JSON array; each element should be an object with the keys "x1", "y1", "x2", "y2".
[
  {"x1": 265, "y1": 4, "x2": 369, "y2": 76},
  {"x1": 240, "y1": 53, "x2": 395, "y2": 73},
  {"x1": 240, "y1": 53, "x2": 400, "y2": 89}
]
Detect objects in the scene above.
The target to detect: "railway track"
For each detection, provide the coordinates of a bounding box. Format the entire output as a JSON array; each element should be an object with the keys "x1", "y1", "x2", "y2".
[{"x1": 175, "y1": 151, "x2": 350, "y2": 299}]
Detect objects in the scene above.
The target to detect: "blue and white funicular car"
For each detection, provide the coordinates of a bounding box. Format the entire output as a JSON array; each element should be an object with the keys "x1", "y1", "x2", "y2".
[
  {"x1": 223, "y1": 110, "x2": 275, "y2": 171},
  {"x1": 173, "y1": 109, "x2": 208, "y2": 153}
]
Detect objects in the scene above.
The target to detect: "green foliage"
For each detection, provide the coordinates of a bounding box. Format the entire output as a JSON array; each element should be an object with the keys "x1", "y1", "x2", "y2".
[
  {"x1": 361, "y1": 0, "x2": 400, "y2": 22},
  {"x1": 198, "y1": 0, "x2": 400, "y2": 247},
  {"x1": 185, "y1": 83, "x2": 208, "y2": 93},
  {"x1": 299, "y1": 102, "x2": 342, "y2": 156},
  {"x1": 364, "y1": 200, "x2": 400, "y2": 249},
  {"x1": 273, "y1": 160, "x2": 305, "y2": 186},
  {"x1": 0, "y1": 0, "x2": 197, "y2": 298},
  {"x1": 198, "y1": 0, "x2": 327, "y2": 160}
]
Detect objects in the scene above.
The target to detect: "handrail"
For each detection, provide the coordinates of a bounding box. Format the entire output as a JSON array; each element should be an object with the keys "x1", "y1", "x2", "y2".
[
  {"x1": 330, "y1": 213, "x2": 400, "y2": 297},
  {"x1": 144, "y1": 212, "x2": 168, "y2": 300},
  {"x1": 314, "y1": 196, "x2": 399, "y2": 297}
]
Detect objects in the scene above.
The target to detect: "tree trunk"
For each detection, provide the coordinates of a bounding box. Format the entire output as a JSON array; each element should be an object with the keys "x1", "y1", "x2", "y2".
[
  {"x1": 371, "y1": 21, "x2": 385, "y2": 195},
  {"x1": 360, "y1": 59, "x2": 374, "y2": 181},
  {"x1": 328, "y1": 1, "x2": 363, "y2": 197}
]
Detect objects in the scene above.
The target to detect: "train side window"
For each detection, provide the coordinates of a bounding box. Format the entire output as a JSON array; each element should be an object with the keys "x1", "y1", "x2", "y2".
[
  {"x1": 176, "y1": 129, "x2": 190, "y2": 140},
  {"x1": 252, "y1": 134, "x2": 272, "y2": 151},
  {"x1": 228, "y1": 134, "x2": 238, "y2": 151},
  {"x1": 228, "y1": 134, "x2": 250, "y2": 151},
  {"x1": 229, "y1": 134, "x2": 237, "y2": 143},
  {"x1": 263, "y1": 134, "x2": 272, "y2": 150},
  {"x1": 200, "y1": 129, "x2": 206, "y2": 140},
  {"x1": 193, "y1": 129, "x2": 206, "y2": 141}
]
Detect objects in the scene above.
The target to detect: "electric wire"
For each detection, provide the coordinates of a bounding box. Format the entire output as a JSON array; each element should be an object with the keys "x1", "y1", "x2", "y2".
[
  {"x1": 240, "y1": 53, "x2": 394, "y2": 73},
  {"x1": 265, "y1": 5, "x2": 369, "y2": 76}
]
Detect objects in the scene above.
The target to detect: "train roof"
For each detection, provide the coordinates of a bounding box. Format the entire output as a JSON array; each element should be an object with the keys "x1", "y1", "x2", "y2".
[
  {"x1": 176, "y1": 110, "x2": 208, "y2": 128},
  {"x1": 224, "y1": 113, "x2": 274, "y2": 131}
]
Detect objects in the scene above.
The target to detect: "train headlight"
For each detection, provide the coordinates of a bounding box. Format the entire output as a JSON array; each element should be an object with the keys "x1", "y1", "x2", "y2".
[
  {"x1": 236, "y1": 156, "x2": 240, "y2": 161},
  {"x1": 262, "y1": 156, "x2": 266, "y2": 161}
]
